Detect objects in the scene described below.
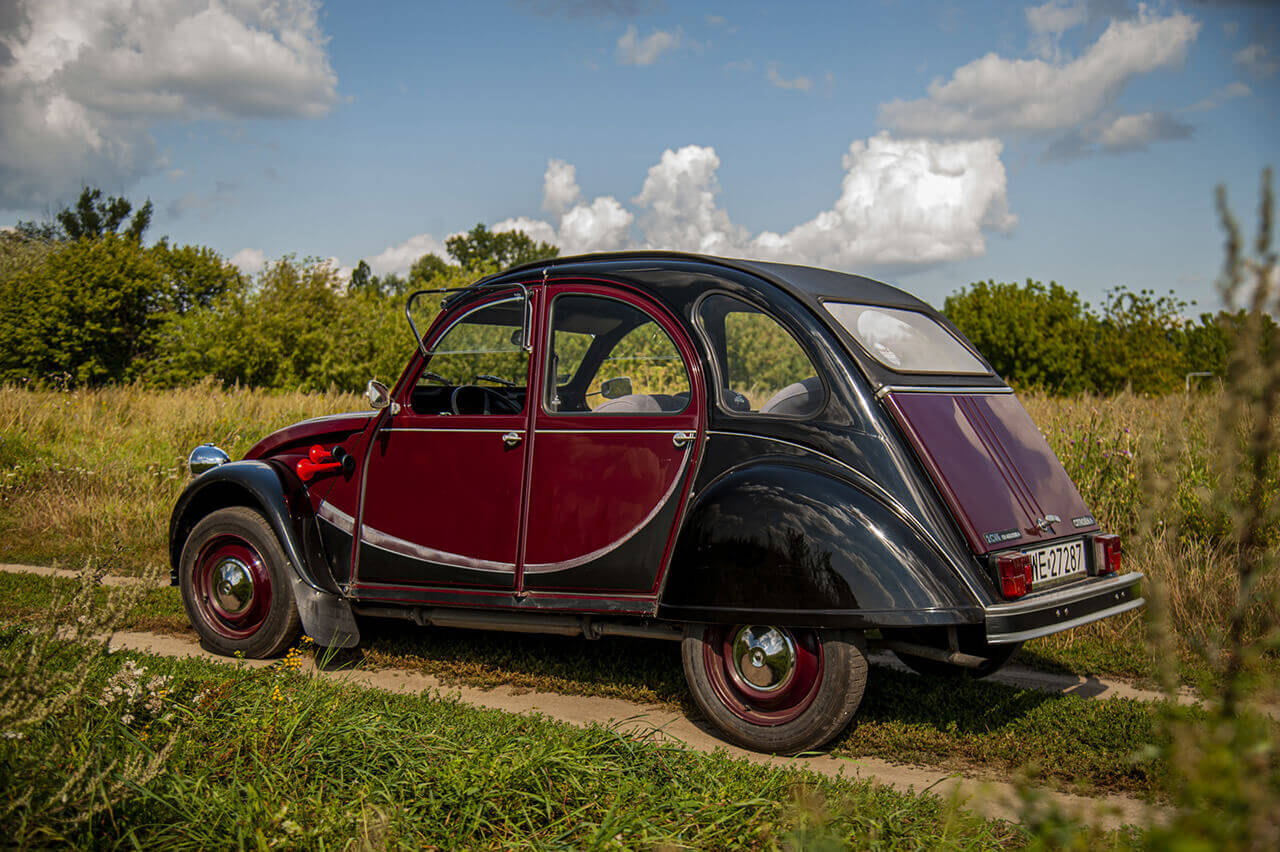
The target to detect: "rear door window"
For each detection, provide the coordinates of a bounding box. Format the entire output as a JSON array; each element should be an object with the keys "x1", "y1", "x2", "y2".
[
  {"x1": 824, "y1": 303, "x2": 989, "y2": 375},
  {"x1": 698, "y1": 295, "x2": 824, "y2": 417}
]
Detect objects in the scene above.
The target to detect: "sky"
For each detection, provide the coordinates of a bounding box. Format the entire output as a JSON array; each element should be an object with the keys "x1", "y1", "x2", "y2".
[{"x1": 0, "y1": 0, "x2": 1276, "y2": 311}]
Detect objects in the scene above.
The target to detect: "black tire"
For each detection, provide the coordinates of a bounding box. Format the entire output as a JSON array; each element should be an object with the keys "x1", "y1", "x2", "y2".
[
  {"x1": 681, "y1": 623, "x2": 868, "y2": 755},
  {"x1": 179, "y1": 506, "x2": 302, "y2": 658},
  {"x1": 886, "y1": 626, "x2": 1021, "y2": 679}
]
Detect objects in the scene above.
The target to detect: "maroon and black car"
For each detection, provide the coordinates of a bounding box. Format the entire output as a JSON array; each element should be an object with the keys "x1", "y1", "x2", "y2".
[{"x1": 171, "y1": 252, "x2": 1143, "y2": 753}]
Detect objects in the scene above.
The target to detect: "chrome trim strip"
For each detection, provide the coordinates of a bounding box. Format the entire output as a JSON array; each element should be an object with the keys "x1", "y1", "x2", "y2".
[
  {"x1": 290, "y1": 412, "x2": 374, "y2": 427},
  {"x1": 523, "y1": 448, "x2": 692, "y2": 574},
  {"x1": 875, "y1": 385, "x2": 1014, "y2": 399},
  {"x1": 350, "y1": 579, "x2": 655, "y2": 600},
  {"x1": 705, "y1": 430, "x2": 981, "y2": 598},
  {"x1": 383, "y1": 428, "x2": 524, "y2": 434},
  {"x1": 323, "y1": 499, "x2": 515, "y2": 573},
  {"x1": 983, "y1": 572, "x2": 1144, "y2": 616},
  {"x1": 536, "y1": 429, "x2": 681, "y2": 435},
  {"x1": 986, "y1": 597, "x2": 1146, "y2": 645}
]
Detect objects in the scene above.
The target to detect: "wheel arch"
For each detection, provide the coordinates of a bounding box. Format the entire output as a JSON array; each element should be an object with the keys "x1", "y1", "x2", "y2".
[
  {"x1": 657, "y1": 458, "x2": 983, "y2": 628},
  {"x1": 169, "y1": 460, "x2": 359, "y2": 647}
]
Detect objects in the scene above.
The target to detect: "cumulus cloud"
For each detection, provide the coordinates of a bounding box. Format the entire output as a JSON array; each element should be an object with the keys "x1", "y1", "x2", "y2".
[
  {"x1": 231, "y1": 248, "x2": 267, "y2": 276},
  {"x1": 766, "y1": 63, "x2": 813, "y2": 92},
  {"x1": 616, "y1": 25, "x2": 679, "y2": 66},
  {"x1": 0, "y1": 0, "x2": 338, "y2": 210},
  {"x1": 363, "y1": 137, "x2": 1015, "y2": 276},
  {"x1": 364, "y1": 232, "x2": 448, "y2": 278},
  {"x1": 1097, "y1": 111, "x2": 1194, "y2": 152},
  {"x1": 1186, "y1": 80, "x2": 1251, "y2": 111},
  {"x1": 879, "y1": 7, "x2": 1199, "y2": 139}
]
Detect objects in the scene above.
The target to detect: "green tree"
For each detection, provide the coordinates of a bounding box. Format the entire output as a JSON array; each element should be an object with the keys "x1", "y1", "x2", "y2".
[
  {"x1": 0, "y1": 235, "x2": 164, "y2": 384},
  {"x1": 151, "y1": 242, "x2": 243, "y2": 315},
  {"x1": 445, "y1": 224, "x2": 557, "y2": 272},
  {"x1": 944, "y1": 279, "x2": 1092, "y2": 393},
  {"x1": 1089, "y1": 287, "x2": 1190, "y2": 394},
  {"x1": 14, "y1": 187, "x2": 154, "y2": 244}
]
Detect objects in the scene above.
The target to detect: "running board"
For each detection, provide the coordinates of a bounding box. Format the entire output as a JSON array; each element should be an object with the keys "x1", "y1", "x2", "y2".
[{"x1": 351, "y1": 605, "x2": 685, "y2": 641}]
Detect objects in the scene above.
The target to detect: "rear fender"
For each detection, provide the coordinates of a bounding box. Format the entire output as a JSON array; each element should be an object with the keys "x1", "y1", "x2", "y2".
[
  {"x1": 657, "y1": 460, "x2": 982, "y2": 628},
  {"x1": 168, "y1": 460, "x2": 359, "y2": 647}
]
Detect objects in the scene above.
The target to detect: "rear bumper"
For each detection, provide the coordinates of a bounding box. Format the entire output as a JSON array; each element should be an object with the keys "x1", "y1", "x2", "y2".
[{"x1": 983, "y1": 572, "x2": 1144, "y2": 645}]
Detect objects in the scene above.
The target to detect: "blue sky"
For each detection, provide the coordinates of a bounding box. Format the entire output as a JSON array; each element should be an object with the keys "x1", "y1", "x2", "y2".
[{"x1": 1, "y1": 0, "x2": 1276, "y2": 310}]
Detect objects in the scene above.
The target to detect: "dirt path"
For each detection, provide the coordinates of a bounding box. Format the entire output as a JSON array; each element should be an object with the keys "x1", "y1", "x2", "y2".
[{"x1": 105, "y1": 627, "x2": 1161, "y2": 829}]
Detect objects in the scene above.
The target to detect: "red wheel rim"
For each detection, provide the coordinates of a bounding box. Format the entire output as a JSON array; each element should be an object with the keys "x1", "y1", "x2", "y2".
[
  {"x1": 703, "y1": 625, "x2": 823, "y2": 725},
  {"x1": 193, "y1": 534, "x2": 272, "y2": 639}
]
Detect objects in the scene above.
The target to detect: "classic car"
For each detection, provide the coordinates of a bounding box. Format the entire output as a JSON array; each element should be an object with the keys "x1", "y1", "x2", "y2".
[{"x1": 171, "y1": 251, "x2": 1143, "y2": 754}]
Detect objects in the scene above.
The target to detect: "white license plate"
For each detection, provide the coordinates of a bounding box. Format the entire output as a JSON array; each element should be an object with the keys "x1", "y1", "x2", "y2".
[{"x1": 1026, "y1": 539, "x2": 1087, "y2": 587}]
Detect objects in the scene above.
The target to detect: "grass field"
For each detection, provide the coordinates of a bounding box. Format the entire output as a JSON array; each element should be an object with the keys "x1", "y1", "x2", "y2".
[{"x1": 0, "y1": 383, "x2": 1274, "y2": 684}]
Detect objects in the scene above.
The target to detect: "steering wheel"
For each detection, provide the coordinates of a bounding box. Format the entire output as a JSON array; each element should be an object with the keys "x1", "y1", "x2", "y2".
[{"x1": 449, "y1": 385, "x2": 521, "y2": 415}]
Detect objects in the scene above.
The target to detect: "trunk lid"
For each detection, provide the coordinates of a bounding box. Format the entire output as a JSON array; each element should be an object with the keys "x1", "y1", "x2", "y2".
[{"x1": 883, "y1": 390, "x2": 1098, "y2": 554}]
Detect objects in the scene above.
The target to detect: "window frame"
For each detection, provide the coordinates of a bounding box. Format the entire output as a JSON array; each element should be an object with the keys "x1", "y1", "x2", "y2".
[
  {"x1": 692, "y1": 291, "x2": 830, "y2": 421},
  {"x1": 541, "y1": 291, "x2": 694, "y2": 417}
]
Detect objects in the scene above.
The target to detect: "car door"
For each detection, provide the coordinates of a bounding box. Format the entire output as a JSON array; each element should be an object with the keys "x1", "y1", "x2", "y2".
[
  {"x1": 353, "y1": 290, "x2": 536, "y2": 591},
  {"x1": 520, "y1": 282, "x2": 704, "y2": 596}
]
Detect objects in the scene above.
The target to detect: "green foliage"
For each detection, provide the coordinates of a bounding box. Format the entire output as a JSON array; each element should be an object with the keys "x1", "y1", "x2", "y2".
[
  {"x1": 945, "y1": 279, "x2": 1091, "y2": 393},
  {"x1": 445, "y1": 223, "x2": 558, "y2": 272},
  {"x1": 16, "y1": 186, "x2": 153, "y2": 244}
]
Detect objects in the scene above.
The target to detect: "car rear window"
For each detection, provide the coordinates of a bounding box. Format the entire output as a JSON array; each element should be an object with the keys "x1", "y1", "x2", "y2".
[{"x1": 823, "y1": 303, "x2": 989, "y2": 375}]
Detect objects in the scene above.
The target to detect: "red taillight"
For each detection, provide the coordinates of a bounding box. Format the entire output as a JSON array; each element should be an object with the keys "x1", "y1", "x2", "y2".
[
  {"x1": 1094, "y1": 534, "x2": 1122, "y2": 576},
  {"x1": 996, "y1": 553, "x2": 1033, "y2": 599}
]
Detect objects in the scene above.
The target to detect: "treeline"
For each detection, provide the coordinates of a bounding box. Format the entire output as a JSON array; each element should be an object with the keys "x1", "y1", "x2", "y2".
[
  {"x1": 944, "y1": 280, "x2": 1267, "y2": 394},
  {"x1": 1, "y1": 187, "x2": 1265, "y2": 396}
]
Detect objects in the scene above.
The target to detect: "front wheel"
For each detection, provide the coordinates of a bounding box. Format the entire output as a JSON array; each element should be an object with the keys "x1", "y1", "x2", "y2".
[
  {"x1": 681, "y1": 624, "x2": 868, "y2": 754},
  {"x1": 179, "y1": 506, "x2": 302, "y2": 658}
]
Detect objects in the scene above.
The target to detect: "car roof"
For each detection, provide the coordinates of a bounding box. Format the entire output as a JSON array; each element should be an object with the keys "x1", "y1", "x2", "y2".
[{"x1": 489, "y1": 251, "x2": 935, "y2": 314}]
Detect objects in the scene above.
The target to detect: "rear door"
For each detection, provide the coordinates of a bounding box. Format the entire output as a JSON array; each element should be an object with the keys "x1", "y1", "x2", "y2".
[{"x1": 520, "y1": 282, "x2": 704, "y2": 596}]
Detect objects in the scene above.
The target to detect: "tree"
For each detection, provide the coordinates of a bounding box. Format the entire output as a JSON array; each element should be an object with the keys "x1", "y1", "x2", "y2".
[
  {"x1": 14, "y1": 187, "x2": 154, "y2": 244},
  {"x1": 445, "y1": 224, "x2": 558, "y2": 272},
  {"x1": 1088, "y1": 287, "x2": 1190, "y2": 394},
  {"x1": 944, "y1": 279, "x2": 1092, "y2": 393}
]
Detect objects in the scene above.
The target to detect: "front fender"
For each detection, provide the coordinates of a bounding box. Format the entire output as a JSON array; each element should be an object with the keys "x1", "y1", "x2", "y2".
[
  {"x1": 657, "y1": 460, "x2": 983, "y2": 628},
  {"x1": 168, "y1": 460, "x2": 358, "y2": 647}
]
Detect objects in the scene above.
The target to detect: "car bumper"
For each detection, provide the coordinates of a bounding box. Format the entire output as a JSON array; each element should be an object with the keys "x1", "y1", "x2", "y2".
[{"x1": 983, "y1": 572, "x2": 1144, "y2": 645}]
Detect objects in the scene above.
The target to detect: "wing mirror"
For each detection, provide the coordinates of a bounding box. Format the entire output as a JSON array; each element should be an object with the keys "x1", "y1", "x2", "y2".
[
  {"x1": 366, "y1": 379, "x2": 401, "y2": 414},
  {"x1": 600, "y1": 377, "x2": 633, "y2": 399}
]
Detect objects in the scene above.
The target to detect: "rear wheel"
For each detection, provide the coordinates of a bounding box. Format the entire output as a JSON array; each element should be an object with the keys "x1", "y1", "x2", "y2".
[
  {"x1": 681, "y1": 624, "x2": 867, "y2": 754},
  {"x1": 179, "y1": 506, "x2": 301, "y2": 658}
]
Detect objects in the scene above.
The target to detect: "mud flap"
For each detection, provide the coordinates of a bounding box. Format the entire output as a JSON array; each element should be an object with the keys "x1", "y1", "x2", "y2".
[{"x1": 290, "y1": 575, "x2": 360, "y2": 648}]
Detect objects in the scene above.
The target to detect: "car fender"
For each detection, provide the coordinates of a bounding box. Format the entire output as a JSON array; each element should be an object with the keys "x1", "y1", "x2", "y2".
[
  {"x1": 168, "y1": 459, "x2": 359, "y2": 647},
  {"x1": 657, "y1": 459, "x2": 983, "y2": 628}
]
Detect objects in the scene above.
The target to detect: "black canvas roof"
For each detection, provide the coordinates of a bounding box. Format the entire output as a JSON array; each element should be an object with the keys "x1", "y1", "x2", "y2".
[{"x1": 491, "y1": 251, "x2": 936, "y2": 314}]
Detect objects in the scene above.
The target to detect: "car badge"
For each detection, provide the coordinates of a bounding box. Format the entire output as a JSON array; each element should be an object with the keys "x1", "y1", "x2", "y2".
[{"x1": 1035, "y1": 514, "x2": 1061, "y2": 531}]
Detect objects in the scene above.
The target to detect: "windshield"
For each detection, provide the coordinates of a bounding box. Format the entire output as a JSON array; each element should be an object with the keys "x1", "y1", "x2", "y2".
[{"x1": 823, "y1": 303, "x2": 989, "y2": 375}]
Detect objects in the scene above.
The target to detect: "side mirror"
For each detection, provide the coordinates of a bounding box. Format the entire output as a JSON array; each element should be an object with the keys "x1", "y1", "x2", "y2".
[
  {"x1": 366, "y1": 379, "x2": 400, "y2": 414},
  {"x1": 600, "y1": 377, "x2": 633, "y2": 399}
]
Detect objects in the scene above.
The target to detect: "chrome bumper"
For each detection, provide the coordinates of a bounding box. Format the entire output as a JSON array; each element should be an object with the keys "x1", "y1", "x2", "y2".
[{"x1": 984, "y1": 572, "x2": 1144, "y2": 645}]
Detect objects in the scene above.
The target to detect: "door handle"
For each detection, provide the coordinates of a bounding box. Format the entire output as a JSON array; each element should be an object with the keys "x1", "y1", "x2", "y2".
[
  {"x1": 673, "y1": 431, "x2": 695, "y2": 450},
  {"x1": 502, "y1": 431, "x2": 522, "y2": 447}
]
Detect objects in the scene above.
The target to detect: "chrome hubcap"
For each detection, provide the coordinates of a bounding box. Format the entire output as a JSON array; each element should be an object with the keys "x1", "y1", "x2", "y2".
[
  {"x1": 731, "y1": 625, "x2": 796, "y2": 692},
  {"x1": 212, "y1": 558, "x2": 255, "y2": 615}
]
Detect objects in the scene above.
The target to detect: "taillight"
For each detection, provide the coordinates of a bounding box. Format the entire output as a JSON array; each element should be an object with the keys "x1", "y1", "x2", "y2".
[
  {"x1": 1094, "y1": 534, "x2": 1122, "y2": 576},
  {"x1": 995, "y1": 552, "x2": 1033, "y2": 599}
]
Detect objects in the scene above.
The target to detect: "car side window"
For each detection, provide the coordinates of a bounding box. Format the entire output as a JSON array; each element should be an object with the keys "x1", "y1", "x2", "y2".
[
  {"x1": 411, "y1": 297, "x2": 529, "y2": 415},
  {"x1": 545, "y1": 294, "x2": 691, "y2": 415},
  {"x1": 698, "y1": 295, "x2": 825, "y2": 417}
]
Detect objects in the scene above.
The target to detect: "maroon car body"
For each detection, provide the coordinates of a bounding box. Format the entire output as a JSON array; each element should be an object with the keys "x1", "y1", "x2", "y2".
[{"x1": 170, "y1": 252, "x2": 1143, "y2": 753}]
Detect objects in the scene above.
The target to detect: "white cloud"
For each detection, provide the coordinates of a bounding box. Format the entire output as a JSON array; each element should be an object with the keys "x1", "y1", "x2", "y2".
[
  {"x1": 747, "y1": 134, "x2": 1016, "y2": 269},
  {"x1": 879, "y1": 7, "x2": 1199, "y2": 138},
  {"x1": 1026, "y1": 1, "x2": 1088, "y2": 36},
  {"x1": 1097, "y1": 111, "x2": 1193, "y2": 152},
  {"x1": 0, "y1": 0, "x2": 338, "y2": 210},
  {"x1": 361, "y1": 138, "x2": 1015, "y2": 276},
  {"x1": 542, "y1": 158, "x2": 581, "y2": 215},
  {"x1": 491, "y1": 216, "x2": 559, "y2": 246},
  {"x1": 364, "y1": 232, "x2": 447, "y2": 278},
  {"x1": 230, "y1": 248, "x2": 267, "y2": 276},
  {"x1": 1186, "y1": 80, "x2": 1250, "y2": 112},
  {"x1": 766, "y1": 63, "x2": 813, "y2": 92},
  {"x1": 1234, "y1": 43, "x2": 1278, "y2": 79},
  {"x1": 616, "y1": 24, "x2": 679, "y2": 66},
  {"x1": 633, "y1": 145, "x2": 750, "y2": 255}
]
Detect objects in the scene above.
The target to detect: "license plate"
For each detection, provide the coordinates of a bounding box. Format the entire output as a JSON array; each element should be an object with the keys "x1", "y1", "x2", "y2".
[{"x1": 1026, "y1": 539, "x2": 1087, "y2": 588}]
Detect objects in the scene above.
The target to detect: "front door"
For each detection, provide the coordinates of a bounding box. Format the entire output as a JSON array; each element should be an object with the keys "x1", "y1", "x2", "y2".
[
  {"x1": 521, "y1": 283, "x2": 703, "y2": 595},
  {"x1": 355, "y1": 292, "x2": 535, "y2": 590}
]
